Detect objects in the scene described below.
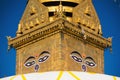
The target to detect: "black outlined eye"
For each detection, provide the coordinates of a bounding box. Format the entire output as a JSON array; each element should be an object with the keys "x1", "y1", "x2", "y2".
[
  {"x1": 85, "y1": 61, "x2": 96, "y2": 67},
  {"x1": 84, "y1": 56, "x2": 96, "y2": 67},
  {"x1": 25, "y1": 61, "x2": 35, "y2": 67},
  {"x1": 70, "y1": 51, "x2": 82, "y2": 63},
  {"x1": 38, "y1": 55, "x2": 49, "y2": 63},
  {"x1": 71, "y1": 55, "x2": 82, "y2": 62},
  {"x1": 38, "y1": 51, "x2": 50, "y2": 63}
]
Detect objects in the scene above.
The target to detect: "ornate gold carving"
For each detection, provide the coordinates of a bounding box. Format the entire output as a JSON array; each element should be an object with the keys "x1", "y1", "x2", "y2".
[
  {"x1": 30, "y1": 21, "x2": 34, "y2": 28},
  {"x1": 48, "y1": 6, "x2": 72, "y2": 13},
  {"x1": 53, "y1": 2, "x2": 66, "y2": 20},
  {"x1": 25, "y1": 23, "x2": 30, "y2": 30},
  {"x1": 73, "y1": 0, "x2": 101, "y2": 34},
  {"x1": 84, "y1": 6, "x2": 90, "y2": 16},
  {"x1": 35, "y1": 18, "x2": 40, "y2": 26},
  {"x1": 31, "y1": 6, "x2": 37, "y2": 14},
  {"x1": 18, "y1": 0, "x2": 48, "y2": 33},
  {"x1": 8, "y1": 18, "x2": 111, "y2": 49}
]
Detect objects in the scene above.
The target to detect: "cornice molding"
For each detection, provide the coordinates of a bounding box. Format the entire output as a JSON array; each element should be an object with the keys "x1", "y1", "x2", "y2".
[{"x1": 8, "y1": 18, "x2": 112, "y2": 50}]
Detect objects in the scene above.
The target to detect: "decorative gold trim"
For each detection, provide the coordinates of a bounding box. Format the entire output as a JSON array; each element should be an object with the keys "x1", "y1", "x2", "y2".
[
  {"x1": 21, "y1": 74, "x2": 26, "y2": 80},
  {"x1": 8, "y1": 18, "x2": 111, "y2": 50},
  {"x1": 56, "y1": 71, "x2": 63, "y2": 80},
  {"x1": 68, "y1": 71, "x2": 80, "y2": 80},
  {"x1": 48, "y1": 6, "x2": 73, "y2": 13}
]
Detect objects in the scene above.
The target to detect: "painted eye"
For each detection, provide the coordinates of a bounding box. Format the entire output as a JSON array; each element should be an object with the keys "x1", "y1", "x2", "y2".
[
  {"x1": 71, "y1": 56, "x2": 82, "y2": 62},
  {"x1": 85, "y1": 61, "x2": 96, "y2": 67},
  {"x1": 38, "y1": 55, "x2": 49, "y2": 63},
  {"x1": 25, "y1": 61, "x2": 35, "y2": 67}
]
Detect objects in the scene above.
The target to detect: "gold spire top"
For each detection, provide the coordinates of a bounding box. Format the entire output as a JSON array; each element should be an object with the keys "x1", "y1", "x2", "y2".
[
  {"x1": 60, "y1": 0, "x2": 62, "y2": 5},
  {"x1": 53, "y1": 0, "x2": 66, "y2": 19},
  {"x1": 58, "y1": 0, "x2": 64, "y2": 17},
  {"x1": 59, "y1": 0, "x2": 63, "y2": 13}
]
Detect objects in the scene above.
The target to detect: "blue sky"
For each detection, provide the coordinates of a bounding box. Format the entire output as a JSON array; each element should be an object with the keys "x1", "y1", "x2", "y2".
[{"x1": 0, "y1": 0, "x2": 120, "y2": 78}]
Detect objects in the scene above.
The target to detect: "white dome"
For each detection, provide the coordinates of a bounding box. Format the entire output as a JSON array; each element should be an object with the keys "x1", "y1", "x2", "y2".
[{"x1": 1, "y1": 71, "x2": 120, "y2": 80}]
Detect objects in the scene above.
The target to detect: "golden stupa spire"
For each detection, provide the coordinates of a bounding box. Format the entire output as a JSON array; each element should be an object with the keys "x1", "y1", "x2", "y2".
[
  {"x1": 58, "y1": 0, "x2": 63, "y2": 16},
  {"x1": 58, "y1": 0, "x2": 66, "y2": 18},
  {"x1": 53, "y1": 0, "x2": 66, "y2": 19}
]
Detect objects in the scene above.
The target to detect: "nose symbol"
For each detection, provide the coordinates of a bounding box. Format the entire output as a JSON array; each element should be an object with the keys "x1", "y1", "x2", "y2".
[
  {"x1": 82, "y1": 64, "x2": 86, "y2": 72},
  {"x1": 35, "y1": 64, "x2": 39, "y2": 72}
]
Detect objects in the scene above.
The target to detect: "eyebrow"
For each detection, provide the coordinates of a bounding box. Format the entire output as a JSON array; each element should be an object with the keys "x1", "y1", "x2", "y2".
[
  {"x1": 71, "y1": 51, "x2": 82, "y2": 58},
  {"x1": 24, "y1": 56, "x2": 35, "y2": 63},
  {"x1": 85, "y1": 56, "x2": 95, "y2": 62},
  {"x1": 39, "y1": 51, "x2": 49, "y2": 57}
]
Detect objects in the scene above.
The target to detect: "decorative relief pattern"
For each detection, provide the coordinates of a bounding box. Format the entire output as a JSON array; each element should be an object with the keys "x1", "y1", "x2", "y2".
[
  {"x1": 73, "y1": 0, "x2": 101, "y2": 35},
  {"x1": 8, "y1": 18, "x2": 112, "y2": 50},
  {"x1": 16, "y1": 0, "x2": 48, "y2": 36}
]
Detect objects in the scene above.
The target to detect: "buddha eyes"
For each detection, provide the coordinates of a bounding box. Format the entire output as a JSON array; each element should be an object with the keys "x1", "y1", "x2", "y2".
[
  {"x1": 70, "y1": 51, "x2": 96, "y2": 72},
  {"x1": 25, "y1": 61, "x2": 35, "y2": 67},
  {"x1": 24, "y1": 55, "x2": 50, "y2": 68},
  {"x1": 24, "y1": 51, "x2": 50, "y2": 69},
  {"x1": 71, "y1": 55, "x2": 96, "y2": 67},
  {"x1": 38, "y1": 55, "x2": 50, "y2": 62}
]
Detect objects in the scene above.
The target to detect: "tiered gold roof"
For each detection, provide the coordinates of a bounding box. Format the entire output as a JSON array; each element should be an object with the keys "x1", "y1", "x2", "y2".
[{"x1": 16, "y1": 0, "x2": 103, "y2": 36}]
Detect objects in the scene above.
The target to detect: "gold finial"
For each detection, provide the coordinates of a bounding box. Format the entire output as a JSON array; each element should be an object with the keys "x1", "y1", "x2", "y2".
[
  {"x1": 53, "y1": 0, "x2": 66, "y2": 19},
  {"x1": 18, "y1": 24, "x2": 22, "y2": 32},
  {"x1": 98, "y1": 24, "x2": 102, "y2": 35},
  {"x1": 6, "y1": 36, "x2": 12, "y2": 51},
  {"x1": 6, "y1": 36, "x2": 12, "y2": 41},
  {"x1": 16, "y1": 23, "x2": 22, "y2": 36},
  {"x1": 59, "y1": 0, "x2": 66, "y2": 18},
  {"x1": 107, "y1": 37, "x2": 112, "y2": 53},
  {"x1": 58, "y1": 0, "x2": 63, "y2": 14},
  {"x1": 60, "y1": 0, "x2": 62, "y2": 5}
]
